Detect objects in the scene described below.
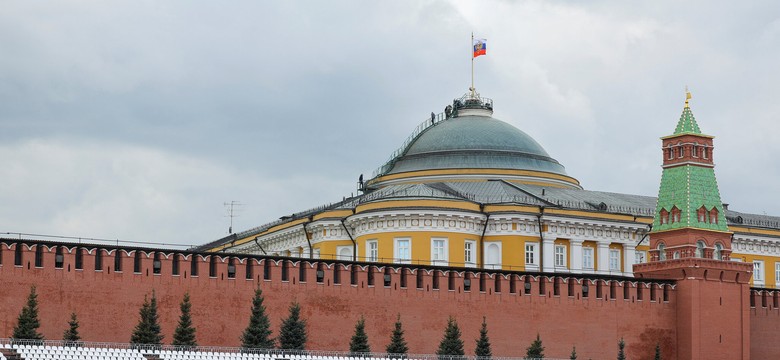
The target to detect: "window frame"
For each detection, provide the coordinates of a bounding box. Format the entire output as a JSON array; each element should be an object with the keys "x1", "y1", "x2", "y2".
[
  {"x1": 394, "y1": 238, "x2": 411, "y2": 264},
  {"x1": 582, "y1": 247, "x2": 594, "y2": 270},
  {"x1": 753, "y1": 260, "x2": 765, "y2": 284},
  {"x1": 430, "y1": 237, "x2": 448, "y2": 266},
  {"x1": 554, "y1": 244, "x2": 567, "y2": 268},
  {"x1": 609, "y1": 249, "x2": 620, "y2": 271},
  {"x1": 366, "y1": 240, "x2": 378, "y2": 262},
  {"x1": 524, "y1": 242, "x2": 539, "y2": 267},
  {"x1": 464, "y1": 240, "x2": 476, "y2": 268}
]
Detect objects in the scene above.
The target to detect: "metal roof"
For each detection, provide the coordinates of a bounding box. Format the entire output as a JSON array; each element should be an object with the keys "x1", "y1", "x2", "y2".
[{"x1": 199, "y1": 181, "x2": 780, "y2": 251}]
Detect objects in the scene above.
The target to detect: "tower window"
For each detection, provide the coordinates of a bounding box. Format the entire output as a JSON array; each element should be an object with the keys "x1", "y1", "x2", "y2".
[
  {"x1": 696, "y1": 241, "x2": 705, "y2": 258},
  {"x1": 677, "y1": 145, "x2": 684, "y2": 158},
  {"x1": 659, "y1": 208, "x2": 669, "y2": 225},
  {"x1": 714, "y1": 243, "x2": 723, "y2": 260},
  {"x1": 667, "y1": 147, "x2": 674, "y2": 160},
  {"x1": 698, "y1": 206, "x2": 707, "y2": 223},
  {"x1": 702, "y1": 147, "x2": 708, "y2": 159},
  {"x1": 671, "y1": 207, "x2": 681, "y2": 223},
  {"x1": 692, "y1": 145, "x2": 699, "y2": 157},
  {"x1": 658, "y1": 243, "x2": 666, "y2": 261},
  {"x1": 710, "y1": 208, "x2": 719, "y2": 224}
]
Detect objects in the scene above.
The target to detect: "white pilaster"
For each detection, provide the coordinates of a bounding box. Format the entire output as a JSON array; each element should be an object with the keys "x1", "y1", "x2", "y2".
[
  {"x1": 570, "y1": 239, "x2": 583, "y2": 273},
  {"x1": 597, "y1": 242, "x2": 610, "y2": 274},
  {"x1": 542, "y1": 235, "x2": 556, "y2": 273},
  {"x1": 623, "y1": 243, "x2": 636, "y2": 277}
]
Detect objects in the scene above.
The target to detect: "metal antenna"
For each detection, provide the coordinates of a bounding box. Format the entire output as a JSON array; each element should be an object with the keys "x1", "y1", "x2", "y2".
[{"x1": 224, "y1": 201, "x2": 244, "y2": 234}]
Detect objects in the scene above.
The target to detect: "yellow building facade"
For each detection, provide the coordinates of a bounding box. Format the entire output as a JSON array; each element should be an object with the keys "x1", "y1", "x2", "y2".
[{"x1": 201, "y1": 91, "x2": 780, "y2": 286}]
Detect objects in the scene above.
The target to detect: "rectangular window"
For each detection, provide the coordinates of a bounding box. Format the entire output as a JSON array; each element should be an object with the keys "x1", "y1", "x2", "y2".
[
  {"x1": 464, "y1": 240, "x2": 476, "y2": 267},
  {"x1": 635, "y1": 251, "x2": 647, "y2": 264},
  {"x1": 114, "y1": 251, "x2": 122, "y2": 272},
  {"x1": 525, "y1": 243, "x2": 538, "y2": 266},
  {"x1": 366, "y1": 240, "x2": 378, "y2": 262},
  {"x1": 554, "y1": 245, "x2": 566, "y2": 268},
  {"x1": 395, "y1": 238, "x2": 411, "y2": 264},
  {"x1": 431, "y1": 238, "x2": 447, "y2": 265},
  {"x1": 34, "y1": 246, "x2": 43, "y2": 268},
  {"x1": 583, "y1": 247, "x2": 594, "y2": 269},
  {"x1": 776, "y1": 263, "x2": 780, "y2": 287},
  {"x1": 754, "y1": 260, "x2": 764, "y2": 284},
  {"x1": 609, "y1": 249, "x2": 620, "y2": 271}
]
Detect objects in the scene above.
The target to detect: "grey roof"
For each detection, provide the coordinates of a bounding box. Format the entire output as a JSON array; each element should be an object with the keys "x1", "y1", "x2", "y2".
[
  {"x1": 386, "y1": 115, "x2": 569, "y2": 176},
  {"x1": 199, "y1": 181, "x2": 780, "y2": 251}
]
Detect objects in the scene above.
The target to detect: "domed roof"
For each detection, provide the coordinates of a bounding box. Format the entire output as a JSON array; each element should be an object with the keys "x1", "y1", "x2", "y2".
[{"x1": 386, "y1": 115, "x2": 569, "y2": 176}]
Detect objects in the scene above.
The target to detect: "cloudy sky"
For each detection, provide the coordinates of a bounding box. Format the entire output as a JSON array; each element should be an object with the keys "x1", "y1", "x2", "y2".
[{"x1": 2, "y1": 1, "x2": 779, "y2": 247}]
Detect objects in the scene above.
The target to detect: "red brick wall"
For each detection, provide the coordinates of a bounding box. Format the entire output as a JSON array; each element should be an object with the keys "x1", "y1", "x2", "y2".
[
  {"x1": 1, "y1": 240, "x2": 677, "y2": 359},
  {"x1": 750, "y1": 290, "x2": 780, "y2": 359}
]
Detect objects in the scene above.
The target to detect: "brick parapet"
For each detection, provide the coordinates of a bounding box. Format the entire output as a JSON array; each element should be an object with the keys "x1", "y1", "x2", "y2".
[{"x1": 1, "y1": 238, "x2": 680, "y2": 359}]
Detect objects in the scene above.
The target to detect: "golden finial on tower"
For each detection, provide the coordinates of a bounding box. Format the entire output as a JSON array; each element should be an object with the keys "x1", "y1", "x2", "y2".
[{"x1": 685, "y1": 86, "x2": 692, "y2": 108}]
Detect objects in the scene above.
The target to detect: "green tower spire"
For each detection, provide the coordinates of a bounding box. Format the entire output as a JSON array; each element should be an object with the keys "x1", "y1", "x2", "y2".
[{"x1": 652, "y1": 92, "x2": 729, "y2": 234}]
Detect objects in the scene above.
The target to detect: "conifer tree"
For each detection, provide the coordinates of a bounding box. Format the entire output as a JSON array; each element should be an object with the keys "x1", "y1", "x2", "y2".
[
  {"x1": 349, "y1": 316, "x2": 371, "y2": 354},
  {"x1": 525, "y1": 334, "x2": 544, "y2": 359},
  {"x1": 241, "y1": 288, "x2": 274, "y2": 349},
  {"x1": 386, "y1": 314, "x2": 408, "y2": 355},
  {"x1": 63, "y1": 312, "x2": 81, "y2": 342},
  {"x1": 654, "y1": 343, "x2": 662, "y2": 360},
  {"x1": 617, "y1": 338, "x2": 625, "y2": 360},
  {"x1": 278, "y1": 302, "x2": 307, "y2": 350},
  {"x1": 130, "y1": 291, "x2": 164, "y2": 345},
  {"x1": 569, "y1": 346, "x2": 577, "y2": 360},
  {"x1": 474, "y1": 317, "x2": 491, "y2": 358},
  {"x1": 173, "y1": 293, "x2": 197, "y2": 347},
  {"x1": 436, "y1": 316, "x2": 464, "y2": 359},
  {"x1": 12, "y1": 286, "x2": 44, "y2": 340}
]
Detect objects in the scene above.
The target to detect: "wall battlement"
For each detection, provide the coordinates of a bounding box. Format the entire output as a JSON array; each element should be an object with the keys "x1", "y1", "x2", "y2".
[{"x1": 1, "y1": 238, "x2": 680, "y2": 359}]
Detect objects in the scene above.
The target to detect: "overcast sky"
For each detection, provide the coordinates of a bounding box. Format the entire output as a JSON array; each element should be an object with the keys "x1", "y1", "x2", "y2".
[{"x1": 2, "y1": 1, "x2": 779, "y2": 247}]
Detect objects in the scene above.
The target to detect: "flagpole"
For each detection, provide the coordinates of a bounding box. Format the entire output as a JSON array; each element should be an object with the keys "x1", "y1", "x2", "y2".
[{"x1": 471, "y1": 32, "x2": 475, "y2": 97}]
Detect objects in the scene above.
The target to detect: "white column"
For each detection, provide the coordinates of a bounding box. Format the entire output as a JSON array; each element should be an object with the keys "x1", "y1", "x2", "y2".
[
  {"x1": 570, "y1": 239, "x2": 583, "y2": 273},
  {"x1": 597, "y1": 242, "x2": 610, "y2": 274},
  {"x1": 542, "y1": 235, "x2": 556, "y2": 273},
  {"x1": 623, "y1": 243, "x2": 636, "y2": 277}
]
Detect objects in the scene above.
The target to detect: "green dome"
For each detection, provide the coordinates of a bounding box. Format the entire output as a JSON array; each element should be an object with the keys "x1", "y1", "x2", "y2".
[{"x1": 387, "y1": 115, "x2": 569, "y2": 176}]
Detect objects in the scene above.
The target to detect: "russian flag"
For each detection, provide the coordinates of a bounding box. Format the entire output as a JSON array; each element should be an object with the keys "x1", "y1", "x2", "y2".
[{"x1": 473, "y1": 38, "x2": 487, "y2": 58}]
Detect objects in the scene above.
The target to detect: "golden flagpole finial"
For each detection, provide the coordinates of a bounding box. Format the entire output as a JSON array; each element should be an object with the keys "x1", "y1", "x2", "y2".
[{"x1": 685, "y1": 86, "x2": 692, "y2": 108}]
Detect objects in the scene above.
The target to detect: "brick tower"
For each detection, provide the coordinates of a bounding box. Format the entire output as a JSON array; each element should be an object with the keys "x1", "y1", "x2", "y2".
[{"x1": 634, "y1": 91, "x2": 753, "y2": 360}]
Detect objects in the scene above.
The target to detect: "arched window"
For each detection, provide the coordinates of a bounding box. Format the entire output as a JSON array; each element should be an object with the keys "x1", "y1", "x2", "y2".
[
  {"x1": 658, "y1": 243, "x2": 666, "y2": 261},
  {"x1": 696, "y1": 241, "x2": 705, "y2": 258},
  {"x1": 702, "y1": 146, "x2": 708, "y2": 159},
  {"x1": 714, "y1": 243, "x2": 723, "y2": 260},
  {"x1": 673, "y1": 251, "x2": 680, "y2": 259},
  {"x1": 677, "y1": 144, "x2": 684, "y2": 158},
  {"x1": 692, "y1": 144, "x2": 699, "y2": 157},
  {"x1": 487, "y1": 243, "x2": 500, "y2": 269},
  {"x1": 667, "y1": 147, "x2": 674, "y2": 160}
]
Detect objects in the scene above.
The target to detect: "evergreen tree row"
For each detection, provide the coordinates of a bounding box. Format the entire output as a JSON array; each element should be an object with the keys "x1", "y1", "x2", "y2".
[{"x1": 10, "y1": 286, "x2": 666, "y2": 358}]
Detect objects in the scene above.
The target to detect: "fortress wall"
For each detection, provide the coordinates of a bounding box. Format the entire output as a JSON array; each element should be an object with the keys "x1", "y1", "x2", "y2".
[
  {"x1": 750, "y1": 289, "x2": 780, "y2": 359},
  {"x1": 1, "y1": 239, "x2": 677, "y2": 360}
]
